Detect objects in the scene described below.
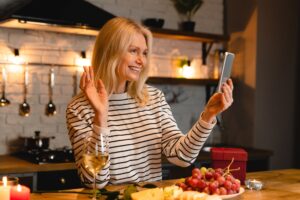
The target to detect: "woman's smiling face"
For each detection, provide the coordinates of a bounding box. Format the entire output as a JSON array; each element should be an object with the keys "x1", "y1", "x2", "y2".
[{"x1": 117, "y1": 33, "x2": 148, "y2": 87}]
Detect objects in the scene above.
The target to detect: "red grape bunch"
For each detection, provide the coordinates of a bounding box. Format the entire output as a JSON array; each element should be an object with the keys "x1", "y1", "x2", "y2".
[{"x1": 176, "y1": 166, "x2": 241, "y2": 195}]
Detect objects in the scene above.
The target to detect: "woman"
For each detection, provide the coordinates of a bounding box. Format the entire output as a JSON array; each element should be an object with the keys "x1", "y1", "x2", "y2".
[{"x1": 66, "y1": 17, "x2": 234, "y2": 188}]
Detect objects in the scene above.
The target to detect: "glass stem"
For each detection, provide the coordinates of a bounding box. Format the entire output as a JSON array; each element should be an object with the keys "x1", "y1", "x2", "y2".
[{"x1": 93, "y1": 174, "x2": 97, "y2": 200}]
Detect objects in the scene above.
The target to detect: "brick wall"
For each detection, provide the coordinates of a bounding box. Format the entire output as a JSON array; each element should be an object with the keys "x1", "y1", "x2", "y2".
[{"x1": 0, "y1": 0, "x2": 224, "y2": 155}]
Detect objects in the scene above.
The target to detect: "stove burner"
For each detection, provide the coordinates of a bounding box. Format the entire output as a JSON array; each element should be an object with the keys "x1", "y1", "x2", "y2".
[{"x1": 15, "y1": 147, "x2": 75, "y2": 164}]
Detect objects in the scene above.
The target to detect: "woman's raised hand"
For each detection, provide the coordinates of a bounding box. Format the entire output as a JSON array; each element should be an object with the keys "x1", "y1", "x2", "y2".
[
  {"x1": 80, "y1": 66, "x2": 108, "y2": 127},
  {"x1": 202, "y1": 79, "x2": 234, "y2": 123}
]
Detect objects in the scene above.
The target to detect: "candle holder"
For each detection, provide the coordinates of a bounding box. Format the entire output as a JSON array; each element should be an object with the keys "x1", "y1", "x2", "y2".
[
  {"x1": 0, "y1": 177, "x2": 19, "y2": 186},
  {"x1": 245, "y1": 179, "x2": 263, "y2": 190}
]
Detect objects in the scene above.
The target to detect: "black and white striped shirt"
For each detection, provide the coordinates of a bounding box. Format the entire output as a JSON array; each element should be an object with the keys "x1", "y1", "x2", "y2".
[{"x1": 66, "y1": 85, "x2": 215, "y2": 188}]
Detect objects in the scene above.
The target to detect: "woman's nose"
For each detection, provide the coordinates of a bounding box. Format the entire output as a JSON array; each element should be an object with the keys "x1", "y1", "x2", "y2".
[{"x1": 136, "y1": 54, "x2": 144, "y2": 65}]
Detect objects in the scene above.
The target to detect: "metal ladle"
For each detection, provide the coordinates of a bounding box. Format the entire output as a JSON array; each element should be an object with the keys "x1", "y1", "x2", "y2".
[
  {"x1": 0, "y1": 66, "x2": 10, "y2": 107},
  {"x1": 19, "y1": 67, "x2": 30, "y2": 116},
  {"x1": 45, "y1": 68, "x2": 56, "y2": 116}
]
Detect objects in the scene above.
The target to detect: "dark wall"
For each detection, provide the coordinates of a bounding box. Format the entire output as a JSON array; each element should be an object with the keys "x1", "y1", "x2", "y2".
[
  {"x1": 225, "y1": 0, "x2": 299, "y2": 169},
  {"x1": 255, "y1": 0, "x2": 298, "y2": 169},
  {"x1": 295, "y1": 1, "x2": 300, "y2": 169}
]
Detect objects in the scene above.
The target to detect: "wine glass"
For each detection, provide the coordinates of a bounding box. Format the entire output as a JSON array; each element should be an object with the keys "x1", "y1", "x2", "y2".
[{"x1": 83, "y1": 131, "x2": 109, "y2": 200}]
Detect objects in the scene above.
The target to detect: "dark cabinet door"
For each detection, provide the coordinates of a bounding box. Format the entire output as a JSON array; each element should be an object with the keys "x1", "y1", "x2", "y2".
[{"x1": 37, "y1": 169, "x2": 82, "y2": 190}]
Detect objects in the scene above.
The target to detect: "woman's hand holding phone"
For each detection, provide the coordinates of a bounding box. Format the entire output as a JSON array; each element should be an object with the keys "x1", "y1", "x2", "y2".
[{"x1": 202, "y1": 79, "x2": 234, "y2": 123}]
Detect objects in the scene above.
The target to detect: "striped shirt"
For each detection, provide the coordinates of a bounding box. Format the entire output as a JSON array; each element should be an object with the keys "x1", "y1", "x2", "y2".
[{"x1": 66, "y1": 85, "x2": 215, "y2": 188}]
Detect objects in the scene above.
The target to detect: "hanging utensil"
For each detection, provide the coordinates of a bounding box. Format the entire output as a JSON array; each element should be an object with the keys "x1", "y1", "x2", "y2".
[
  {"x1": 45, "y1": 67, "x2": 56, "y2": 116},
  {"x1": 0, "y1": 66, "x2": 10, "y2": 107},
  {"x1": 19, "y1": 66, "x2": 30, "y2": 116}
]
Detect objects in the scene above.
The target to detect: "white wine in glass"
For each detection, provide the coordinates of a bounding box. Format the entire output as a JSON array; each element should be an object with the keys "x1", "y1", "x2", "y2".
[{"x1": 83, "y1": 132, "x2": 109, "y2": 200}]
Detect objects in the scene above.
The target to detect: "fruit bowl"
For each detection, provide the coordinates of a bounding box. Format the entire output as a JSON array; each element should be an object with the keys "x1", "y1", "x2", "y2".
[
  {"x1": 219, "y1": 187, "x2": 244, "y2": 199},
  {"x1": 176, "y1": 165, "x2": 242, "y2": 196}
]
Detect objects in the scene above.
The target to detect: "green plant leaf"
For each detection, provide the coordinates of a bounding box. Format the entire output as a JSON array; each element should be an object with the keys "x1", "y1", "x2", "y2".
[{"x1": 171, "y1": 0, "x2": 203, "y2": 20}]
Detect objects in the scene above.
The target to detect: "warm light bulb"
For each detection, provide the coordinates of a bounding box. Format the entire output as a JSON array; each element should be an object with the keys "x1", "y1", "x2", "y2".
[
  {"x1": 76, "y1": 57, "x2": 91, "y2": 67},
  {"x1": 8, "y1": 49, "x2": 25, "y2": 73},
  {"x1": 76, "y1": 51, "x2": 91, "y2": 69},
  {"x1": 182, "y1": 64, "x2": 194, "y2": 78}
]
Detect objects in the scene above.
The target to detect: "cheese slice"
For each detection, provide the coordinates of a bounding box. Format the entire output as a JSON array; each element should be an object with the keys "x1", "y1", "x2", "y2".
[
  {"x1": 178, "y1": 191, "x2": 208, "y2": 200},
  {"x1": 131, "y1": 188, "x2": 164, "y2": 200}
]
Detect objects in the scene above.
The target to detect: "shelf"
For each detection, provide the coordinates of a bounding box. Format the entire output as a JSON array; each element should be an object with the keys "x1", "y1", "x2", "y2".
[
  {"x1": 150, "y1": 27, "x2": 229, "y2": 43},
  {"x1": 147, "y1": 77, "x2": 218, "y2": 85}
]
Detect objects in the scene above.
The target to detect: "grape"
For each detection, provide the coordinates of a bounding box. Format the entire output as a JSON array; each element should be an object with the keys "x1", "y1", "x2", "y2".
[
  {"x1": 208, "y1": 181, "x2": 219, "y2": 193},
  {"x1": 213, "y1": 188, "x2": 221, "y2": 195},
  {"x1": 219, "y1": 187, "x2": 227, "y2": 195},
  {"x1": 200, "y1": 167, "x2": 207, "y2": 175},
  {"x1": 213, "y1": 172, "x2": 222, "y2": 180},
  {"x1": 217, "y1": 176, "x2": 225, "y2": 186},
  {"x1": 224, "y1": 180, "x2": 232, "y2": 190},
  {"x1": 177, "y1": 165, "x2": 241, "y2": 196},
  {"x1": 192, "y1": 172, "x2": 202, "y2": 180},
  {"x1": 231, "y1": 183, "x2": 238, "y2": 192},
  {"x1": 205, "y1": 171, "x2": 213, "y2": 180},
  {"x1": 192, "y1": 168, "x2": 201, "y2": 175},
  {"x1": 203, "y1": 187, "x2": 210, "y2": 195},
  {"x1": 189, "y1": 178, "x2": 199, "y2": 188},
  {"x1": 196, "y1": 179, "x2": 207, "y2": 190},
  {"x1": 177, "y1": 182, "x2": 187, "y2": 191}
]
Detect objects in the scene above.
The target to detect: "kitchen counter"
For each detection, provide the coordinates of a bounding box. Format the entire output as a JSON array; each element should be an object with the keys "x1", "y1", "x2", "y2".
[
  {"x1": 0, "y1": 155, "x2": 76, "y2": 174},
  {"x1": 29, "y1": 169, "x2": 300, "y2": 200},
  {"x1": 0, "y1": 147, "x2": 272, "y2": 175}
]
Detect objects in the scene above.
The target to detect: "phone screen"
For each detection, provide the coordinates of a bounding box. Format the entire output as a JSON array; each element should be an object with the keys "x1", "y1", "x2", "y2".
[{"x1": 217, "y1": 52, "x2": 235, "y2": 92}]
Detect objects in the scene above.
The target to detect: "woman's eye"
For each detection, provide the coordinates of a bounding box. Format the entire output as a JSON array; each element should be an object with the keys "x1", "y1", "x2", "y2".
[
  {"x1": 143, "y1": 51, "x2": 148, "y2": 57},
  {"x1": 129, "y1": 49, "x2": 137, "y2": 54}
]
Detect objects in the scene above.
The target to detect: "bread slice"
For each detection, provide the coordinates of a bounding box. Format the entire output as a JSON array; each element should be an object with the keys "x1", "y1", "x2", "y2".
[{"x1": 131, "y1": 188, "x2": 164, "y2": 200}]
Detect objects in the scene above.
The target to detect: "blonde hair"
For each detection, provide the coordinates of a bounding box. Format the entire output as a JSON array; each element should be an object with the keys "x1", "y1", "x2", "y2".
[{"x1": 92, "y1": 17, "x2": 153, "y2": 106}]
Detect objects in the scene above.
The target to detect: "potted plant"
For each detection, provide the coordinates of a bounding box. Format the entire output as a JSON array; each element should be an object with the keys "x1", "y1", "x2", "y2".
[{"x1": 171, "y1": 0, "x2": 203, "y2": 32}]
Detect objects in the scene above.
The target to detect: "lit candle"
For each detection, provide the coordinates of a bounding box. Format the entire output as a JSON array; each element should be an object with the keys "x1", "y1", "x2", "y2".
[
  {"x1": 10, "y1": 184, "x2": 30, "y2": 200},
  {"x1": 0, "y1": 176, "x2": 10, "y2": 200}
]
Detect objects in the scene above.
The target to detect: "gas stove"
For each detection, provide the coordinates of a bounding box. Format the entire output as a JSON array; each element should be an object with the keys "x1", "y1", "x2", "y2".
[{"x1": 15, "y1": 147, "x2": 75, "y2": 164}]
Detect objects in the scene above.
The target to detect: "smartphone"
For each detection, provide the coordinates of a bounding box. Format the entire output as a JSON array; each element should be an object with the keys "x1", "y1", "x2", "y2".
[{"x1": 217, "y1": 52, "x2": 235, "y2": 92}]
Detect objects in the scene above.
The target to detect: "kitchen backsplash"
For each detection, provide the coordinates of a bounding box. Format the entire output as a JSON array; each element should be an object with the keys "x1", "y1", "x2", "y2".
[{"x1": 0, "y1": 0, "x2": 223, "y2": 155}]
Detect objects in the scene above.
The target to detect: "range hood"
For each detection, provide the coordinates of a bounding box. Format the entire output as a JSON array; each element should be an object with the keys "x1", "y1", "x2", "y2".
[{"x1": 0, "y1": 0, "x2": 115, "y2": 36}]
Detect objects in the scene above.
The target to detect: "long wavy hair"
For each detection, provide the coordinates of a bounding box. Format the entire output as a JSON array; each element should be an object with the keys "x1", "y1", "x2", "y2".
[{"x1": 92, "y1": 17, "x2": 152, "y2": 106}]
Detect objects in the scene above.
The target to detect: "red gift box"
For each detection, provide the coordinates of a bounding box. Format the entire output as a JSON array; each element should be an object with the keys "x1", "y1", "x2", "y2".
[{"x1": 211, "y1": 147, "x2": 248, "y2": 184}]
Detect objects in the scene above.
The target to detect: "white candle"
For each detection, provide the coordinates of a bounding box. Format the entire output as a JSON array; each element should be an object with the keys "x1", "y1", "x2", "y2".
[{"x1": 0, "y1": 176, "x2": 10, "y2": 200}]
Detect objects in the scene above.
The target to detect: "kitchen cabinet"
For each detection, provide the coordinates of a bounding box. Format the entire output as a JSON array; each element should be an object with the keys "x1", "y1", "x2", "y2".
[
  {"x1": 0, "y1": 170, "x2": 81, "y2": 192},
  {"x1": 0, "y1": 155, "x2": 79, "y2": 191},
  {"x1": 37, "y1": 169, "x2": 82, "y2": 191},
  {"x1": 0, "y1": 172, "x2": 37, "y2": 191}
]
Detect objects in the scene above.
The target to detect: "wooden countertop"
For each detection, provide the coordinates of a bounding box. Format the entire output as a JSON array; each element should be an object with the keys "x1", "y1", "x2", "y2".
[
  {"x1": 30, "y1": 169, "x2": 300, "y2": 200},
  {"x1": 0, "y1": 155, "x2": 76, "y2": 174},
  {"x1": 0, "y1": 147, "x2": 272, "y2": 174}
]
